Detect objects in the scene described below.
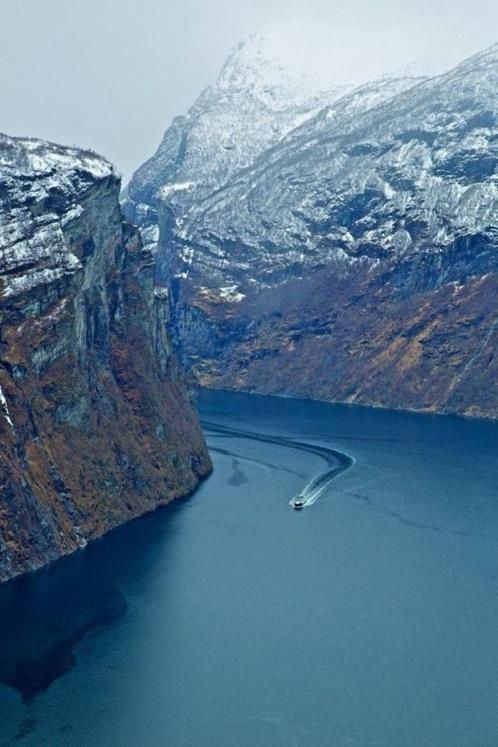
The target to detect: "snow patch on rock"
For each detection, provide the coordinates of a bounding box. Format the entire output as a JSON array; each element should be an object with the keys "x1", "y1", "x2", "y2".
[{"x1": 0, "y1": 385, "x2": 15, "y2": 435}]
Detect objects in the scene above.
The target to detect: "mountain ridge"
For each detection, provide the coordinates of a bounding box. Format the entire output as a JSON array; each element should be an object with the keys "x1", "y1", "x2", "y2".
[{"x1": 125, "y1": 36, "x2": 498, "y2": 419}]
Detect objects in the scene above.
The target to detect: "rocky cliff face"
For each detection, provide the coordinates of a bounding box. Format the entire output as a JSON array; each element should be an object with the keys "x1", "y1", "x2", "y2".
[
  {"x1": 0, "y1": 134, "x2": 211, "y2": 583},
  {"x1": 126, "y1": 39, "x2": 498, "y2": 419}
]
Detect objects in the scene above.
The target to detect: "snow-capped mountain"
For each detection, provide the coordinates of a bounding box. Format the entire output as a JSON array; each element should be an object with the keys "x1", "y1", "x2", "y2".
[
  {"x1": 123, "y1": 23, "x2": 422, "y2": 253},
  {"x1": 172, "y1": 44, "x2": 498, "y2": 287},
  {"x1": 125, "y1": 34, "x2": 498, "y2": 419}
]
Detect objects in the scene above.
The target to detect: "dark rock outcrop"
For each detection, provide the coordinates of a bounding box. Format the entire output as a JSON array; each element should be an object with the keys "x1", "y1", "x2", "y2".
[{"x1": 0, "y1": 134, "x2": 211, "y2": 583}]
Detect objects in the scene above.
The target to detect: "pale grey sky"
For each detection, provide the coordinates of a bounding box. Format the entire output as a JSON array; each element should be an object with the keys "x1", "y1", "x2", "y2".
[{"x1": 1, "y1": 0, "x2": 497, "y2": 181}]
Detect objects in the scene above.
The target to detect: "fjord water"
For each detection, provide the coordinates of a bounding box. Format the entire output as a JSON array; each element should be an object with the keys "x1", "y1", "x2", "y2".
[{"x1": 2, "y1": 391, "x2": 498, "y2": 745}]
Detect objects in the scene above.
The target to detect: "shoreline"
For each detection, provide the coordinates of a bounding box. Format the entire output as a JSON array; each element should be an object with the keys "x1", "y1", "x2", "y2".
[{"x1": 197, "y1": 384, "x2": 498, "y2": 425}]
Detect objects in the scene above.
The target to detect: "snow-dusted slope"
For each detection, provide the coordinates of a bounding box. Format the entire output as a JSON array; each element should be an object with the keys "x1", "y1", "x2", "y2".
[
  {"x1": 170, "y1": 44, "x2": 498, "y2": 291},
  {"x1": 126, "y1": 33, "x2": 498, "y2": 419},
  {"x1": 123, "y1": 23, "x2": 422, "y2": 252},
  {"x1": 125, "y1": 19, "x2": 498, "y2": 236}
]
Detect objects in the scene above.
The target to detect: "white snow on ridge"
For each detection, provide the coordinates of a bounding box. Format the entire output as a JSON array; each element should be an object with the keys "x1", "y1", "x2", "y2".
[{"x1": 0, "y1": 134, "x2": 114, "y2": 181}]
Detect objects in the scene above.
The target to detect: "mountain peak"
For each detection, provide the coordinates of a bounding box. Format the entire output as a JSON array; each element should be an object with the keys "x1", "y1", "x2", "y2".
[{"x1": 215, "y1": 22, "x2": 353, "y2": 111}]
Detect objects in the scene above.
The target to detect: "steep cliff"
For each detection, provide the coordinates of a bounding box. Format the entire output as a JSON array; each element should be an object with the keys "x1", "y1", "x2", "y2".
[
  {"x1": 126, "y1": 41, "x2": 498, "y2": 420},
  {"x1": 0, "y1": 134, "x2": 211, "y2": 583}
]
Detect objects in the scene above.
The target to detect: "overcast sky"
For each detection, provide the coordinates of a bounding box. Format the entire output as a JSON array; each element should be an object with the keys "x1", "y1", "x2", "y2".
[{"x1": 1, "y1": 0, "x2": 497, "y2": 182}]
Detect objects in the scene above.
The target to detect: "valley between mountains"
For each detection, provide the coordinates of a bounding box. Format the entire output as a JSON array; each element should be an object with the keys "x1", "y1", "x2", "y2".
[{"x1": 1, "y1": 25, "x2": 498, "y2": 582}]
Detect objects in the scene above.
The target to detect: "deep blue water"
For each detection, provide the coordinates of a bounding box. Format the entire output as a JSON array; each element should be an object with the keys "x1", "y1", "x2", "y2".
[{"x1": 2, "y1": 390, "x2": 498, "y2": 745}]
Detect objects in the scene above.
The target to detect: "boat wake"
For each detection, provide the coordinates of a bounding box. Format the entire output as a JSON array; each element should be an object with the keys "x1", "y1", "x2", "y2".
[{"x1": 202, "y1": 421, "x2": 355, "y2": 509}]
